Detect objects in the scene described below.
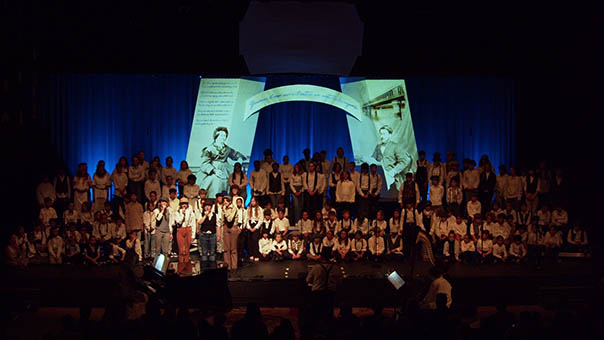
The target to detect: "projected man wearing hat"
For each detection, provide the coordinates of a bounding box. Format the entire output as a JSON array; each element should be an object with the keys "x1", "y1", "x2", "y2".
[
  {"x1": 199, "y1": 127, "x2": 248, "y2": 198},
  {"x1": 370, "y1": 125, "x2": 412, "y2": 190}
]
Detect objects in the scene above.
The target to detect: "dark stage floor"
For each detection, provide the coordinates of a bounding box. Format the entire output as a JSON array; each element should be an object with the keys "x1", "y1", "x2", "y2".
[{"x1": 1, "y1": 258, "x2": 595, "y2": 309}]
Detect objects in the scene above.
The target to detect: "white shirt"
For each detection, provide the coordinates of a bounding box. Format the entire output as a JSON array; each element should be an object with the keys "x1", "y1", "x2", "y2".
[
  {"x1": 125, "y1": 238, "x2": 143, "y2": 261},
  {"x1": 110, "y1": 222, "x2": 127, "y2": 240},
  {"x1": 144, "y1": 179, "x2": 161, "y2": 201},
  {"x1": 509, "y1": 243, "x2": 526, "y2": 257},
  {"x1": 63, "y1": 209, "x2": 80, "y2": 225},
  {"x1": 39, "y1": 207, "x2": 58, "y2": 225},
  {"x1": 429, "y1": 184, "x2": 444, "y2": 205},
  {"x1": 331, "y1": 156, "x2": 349, "y2": 172},
  {"x1": 176, "y1": 169, "x2": 193, "y2": 185},
  {"x1": 397, "y1": 182, "x2": 420, "y2": 205},
  {"x1": 567, "y1": 229, "x2": 588, "y2": 245},
  {"x1": 279, "y1": 163, "x2": 294, "y2": 183},
  {"x1": 111, "y1": 172, "x2": 128, "y2": 197},
  {"x1": 335, "y1": 180, "x2": 356, "y2": 203},
  {"x1": 505, "y1": 176, "x2": 523, "y2": 199},
  {"x1": 356, "y1": 173, "x2": 372, "y2": 194},
  {"x1": 433, "y1": 220, "x2": 451, "y2": 238},
  {"x1": 37, "y1": 182, "x2": 56, "y2": 205},
  {"x1": 161, "y1": 166, "x2": 177, "y2": 185},
  {"x1": 428, "y1": 163, "x2": 446, "y2": 184},
  {"x1": 389, "y1": 217, "x2": 402, "y2": 234},
  {"x1": 183, "y1": 183, "x2": 200, "y2": 199},
  {"x1": 446, "y1": 186, "x2": 463, "y2": 205},
  {"x1": 288, "y1": 239, "x2": 304, "y2": 255},
  {"x1": 351, "y1": 238, "x2": 367, "y2": 252},
  {"x1": 92, "y1": 173, "x2": 111, "y2": 199},
  {"x1": 368, "y1": 235, "x2": 385, "y2": 254},
  {"x1": 461, "y1": 240, "x2": 476, "y2": 252},
  {"x1": 128, "y1": 165, "x2": 146, "y2": 182},
  {"x1": 296, "y1": 218, "x2": 312, "y2": 234},
  {"x1": 334, "y1": 238, "x2": 351, "y2": 253},
  {"x1": 352, "y1": 218, "x2": 369, "y2": 235},
  {"x1": 322, "y1": 236, "x2": 336, "y2": 248},
  {"x1": 443, "y1": 240, "x2": 460, "y2": 260},
  {"x1": 496, "y1": 174, "x2": 508, "y2": 193},
  {"x1": 537, "y1": 210, "x2": 551, "y2": 226},
  {"x1": 422, "y1": 276, "x2": 452, "y2": 309},
  {"x1": 92, "y1": 222, "x2": 112, "y2": 241},
  {"x1": 466, "y1": 200, "x2": 482, "y2": 218},
  {"x1": 452, "y1": 221, "x2": 467, "y2": 237},
  {"x1": 372, "y1": 219, "x2": 388, "y2": 234},
  {"x1": 493, "y1": 243, "x2": 507, "y2": 259},
  {"x1": 48, "y1": 236, "x2": 64, "y2": 258},
  {"x1": 175, "y1": 207, "x2": 196, "y2": 228},
  {"x1": 228, "y1": 172, "x2": 249, "y2": 190},
  {"x1": 272, "y1": 239, "x2": 288, "y2": 251},
  {"x1": 250, "y1": 169, "x2": 269, "y2": 195},
  {"x1": 161, "y1": 184, "x2": 177, "y2": 200},
  {"x1": 289, "y1": 173, "x2": 304, "y2": 192},
  {"x1": 273, "y1": 217, "x2": 289, "y2": 234},
  {"x1": 462, "y1": 169, "x2": 480, "y2": 190},
  {"x1": 477, "y1": 239, "x2": 493, "y2": 253},
  {"x1": 543, "y1": 231, "x2": 562, "y2": 247},
  {"x1": 303, "y1": 171, "x2": 325, "y2": 194}
]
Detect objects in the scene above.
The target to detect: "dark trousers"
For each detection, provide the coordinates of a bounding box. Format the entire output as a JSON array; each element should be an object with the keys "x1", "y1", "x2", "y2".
[
  {"x1": 460, "y1": 251, "x2": 477, "y2": 264},
  {"x1": 247, "y1": 229, "x2": 260, "y2": 258},
  {"x1": 199, "y1": 233, "x2": 217, "y2": 263},
  {"x1": 321, "y1": 246, "x2": 333, "y2": 259},
  {"x1": 305, "y1": 192, "x2": 322, "y2": 215},
  {"x1": 479, "y1": 191, "x2": 493, "y2": 213},
  {"x1": 238, "y1": 229, "x2": 248, "y2": 261},
  {"x1": 358, "y1": 193, "x2": 371, "y2": 218},
  {"x1": 402, "y1": 223, "x2": 419, "y2": 257}
]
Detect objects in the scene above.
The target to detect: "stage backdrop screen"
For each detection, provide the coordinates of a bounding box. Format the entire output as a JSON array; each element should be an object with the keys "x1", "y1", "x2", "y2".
[{"x1": 186, "y1": 77, "x2": 417, "y2": 199}]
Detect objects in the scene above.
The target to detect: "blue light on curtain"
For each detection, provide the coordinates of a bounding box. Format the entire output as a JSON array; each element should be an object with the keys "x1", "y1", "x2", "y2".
[{"x1": 41, "y1": 74, "x2": 199, "y2": 174}]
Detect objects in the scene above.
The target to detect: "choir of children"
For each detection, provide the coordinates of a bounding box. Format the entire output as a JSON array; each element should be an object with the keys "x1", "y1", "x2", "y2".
[{"x1": 6, "y1": 149, "x2": 586, "y2": 269}]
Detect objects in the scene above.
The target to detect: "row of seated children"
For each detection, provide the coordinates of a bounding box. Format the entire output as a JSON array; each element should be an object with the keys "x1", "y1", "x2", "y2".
[
  {"x1": 6, "y1": 221, "x2": 143, "y2": 267},
  {"x1": 256, "y1": 228, "x2": 405, "y2": 263}
]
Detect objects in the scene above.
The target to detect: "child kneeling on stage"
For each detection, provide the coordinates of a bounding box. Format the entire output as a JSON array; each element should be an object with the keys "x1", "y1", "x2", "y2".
[
  {"x1": 442, "y1": 231, "x2": 460, "y2": 263},
  {"x1": 386, "y1": 232, "x2": 404, "y2": 261},
  {"x1": 307, "y1": 234, "x2": 324, "y2": 261},
  {"x1": 288, "y1": 233, "x2": 305, "y2": 260},
  {"x1": 271, "y1": 233, "x2": 288, "y2": 262},
  {"x1": 477, "y1": 231, "x2": 494, "y2": 264},
  {"x1": 333, "y1": 230, "x2": 351, "y2": 262},
  {"x1": 460, "y1": 234, "x2": 477, "y2": 264},
  {"x1": 508, "y1": 235, "x2": 527, "y2": 263},
  {"x1": 350, "y1": 231, "x2": 367, "y2": 262},
  {"x1": 492, "y1": 236, "x2": 508, "y2": 263},
  {"x1": 259, "y1": 232, "x2": 273, "y2": 261},
  {"x1": 368, "y1": 227, "x2": 386, "y2": 262}
]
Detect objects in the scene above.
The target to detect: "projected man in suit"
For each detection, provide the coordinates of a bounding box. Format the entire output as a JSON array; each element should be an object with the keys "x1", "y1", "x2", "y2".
[
  {"x1": 200, "y1": 127, "x2": 248, "y2": 198},
  {"x1": 371, "y1": 125, "x2": 412, "y2": 190}
]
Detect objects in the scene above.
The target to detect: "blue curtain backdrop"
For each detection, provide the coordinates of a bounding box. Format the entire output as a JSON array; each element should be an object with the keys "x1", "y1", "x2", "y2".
[{"x1": 39, "y1": 74, "x2": 514, "y2": 177}]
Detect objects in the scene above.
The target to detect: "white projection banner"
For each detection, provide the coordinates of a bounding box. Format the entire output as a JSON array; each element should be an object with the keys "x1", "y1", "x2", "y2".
[
  {"x1": 186, "y1": 77, "x2": 417, "y2": 199},
  {"x1": 244, "y1": 84, "x2": 362, "y2": 121}
]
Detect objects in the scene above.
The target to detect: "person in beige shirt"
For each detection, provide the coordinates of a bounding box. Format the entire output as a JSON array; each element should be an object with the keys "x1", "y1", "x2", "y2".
[{"x1": 125, "y1": 193, "x2": 144, "y2": 238}]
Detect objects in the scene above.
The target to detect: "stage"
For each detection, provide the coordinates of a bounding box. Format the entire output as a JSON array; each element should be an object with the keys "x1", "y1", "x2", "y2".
[{"x1": 1, "y1": 259, "x2": 595, "y2": 310}]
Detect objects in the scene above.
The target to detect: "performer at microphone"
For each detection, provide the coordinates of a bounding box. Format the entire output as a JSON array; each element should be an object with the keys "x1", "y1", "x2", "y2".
[{"x1": 197, "y1": 200, "x2": 220, "y2": 271}]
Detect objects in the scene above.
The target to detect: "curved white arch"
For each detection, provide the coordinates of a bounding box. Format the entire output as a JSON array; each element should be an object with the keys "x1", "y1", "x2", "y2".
[{"x1": 243, "y1": 84, "x2": 362, "y2": 121}]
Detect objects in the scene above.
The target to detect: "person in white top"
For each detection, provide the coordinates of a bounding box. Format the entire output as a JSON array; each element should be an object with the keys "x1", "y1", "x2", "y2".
[
  {"x1": 421, "y1": 267, "x2": 452, "y2": 309},
  {"x1": 466, "y1": 193, "x2": 482, "y2": 221},
  {"x1": 258, "y1": 232, "x2": 273, "y2": 261},
  {"x1": 551, "y1": 206, "x2": 568, "y2": 230},
  {"x1": 128, "y1": 156, "x2": 146, "y2": 203},
  {"x1": 307, "y1": 234, "x2": 324, "y2": 261},
  {"x1": 36, "y1": 175, "x2": 56, "y2": 207},
  {"x1": 386, "y1": 232, "x2": 404, "y2": 260},
  {"x1": 446, "y1": 178, "x2": 463, "y2": 217},
  {"x1": 350, "y1": 231, "x2": 367, "y2": 261},
  {"x1": 508, "y1": 235, "x2": 527, "y2": 262},
  {"x1": 428, "y1": 176, "x2": 445, "y2": 209},
  {"x1": 125, "y1": 230, "x2": 143, "y2": 262},
  {"x1": 245, "y1": 197, "x2": 263, "y2": 260},
  {"x1": 271, "y1": 233, "x2": 288, "y2": 262},
  {"x1": 92, "y1": 214, "x2": 112, "y2": 242},
  {"x1": 353, "y1": 212, "x2": 370, "y2": 237},
  {"x1": 367, "y1": 228, "x2": 385, "y2": 261},
  {"x1": 495, "y1": 165, "x2": 508, "y2": 207},
  {"x1": 287, "y1": 233, "x2": 305, "y2": 260},
  {"x1": 432, "y1": 215, "x2": 451, "y2": 248},
  {"x1": 302, "y1": 162, "x2": 325, "y2": 215},
  {"x1": 492, "y1": 236, "x2": 508, "y2": 263},
  {"x1": 161, "y1": 156, "x2": 177, "y2": 185},
  {"x1": 182, "y1": 176, "x2": 200, "y2": 210},
  {"x1": 144, "y1": 169, "x2": 161, "y2": 203},
  {"x1": 63, "y1": 202, "x2": 80, "y2": 225},
  {"x1": 273, "y1": 208, "x2": 290, "y2": 235},
  {"x1": 289, "y1": 163, "x2": 305, "y2": 223},
  {"x1": 111, "y1": 163, "x2": 128, "y2": 212},
  {"x1": 267, "y1": 162, "x2": 285, "y2": 209},
  {"x1": 228, "y1": 162, "x2": 249, "y2": 200},
  {"x1": 335, "y1": 170, "x2": 356, "y2": 214},
  {"x1": 443, "y1": 231, "x2": 460, "y2": 263},
  {"x1": 504, "y1": 167, "x2": 523, "y2": 209},
  {"x1": 110, "y1": 217, "x2": 127, "y2": 243},
  {"x1": 142, "y1": 201, "x2": 157, "y2": 259},
  {"x1": 427, "y1": 153, "x2": 446, "y2": 185},
  {"x1": 536, "y1": 205, "x2": 551, "y2": 230},
  {"x1": 174, "y1": 198, "x2": 196, "y2": 274},
  {"x1": 176, "y1": 161, "x2": 193, "y2": 198},
  {"x1": 398, "y1": 173, "x2": 420, "y2": 207},
  {"x1": 73, "y1": 163, "x2": 92, "y2": 213},
  {"x1": 371, "y1": 210, "x2": 388, "y2": 236},
  {"x1": 347, "y1": 162, "x2": 360, "y2": 189},
  {"x1": 321, "y1": 231, "x2": 336, "y2": 259},
  {"x1": 566, "y1": 223, "x2": 588, "y2": 252},
  {"x1": 369, "y1": 163, "x2": 384, "y2": 205},
  {"x1": 92, "y1": 161, "x2": 111, "y2": 212},
  {"x1": 400, "y1": 202, "x2": 423, "y2": 253},
  {"x1": 462, "y1": 160, "x2": 480, "y2": 203},
  {"x1": 331, "y1": 147, "x2": 349, "y2": 174},
  {"x1": 451, "y1": 215, "x2": 468, "y2": 240},
  {"x1": 47, "y1": 227, "x2": 64, "y2": 264},
  {"x1": 39, "y1": 198, "x2": 58, "y2": 226},
  {"x1": 460, "y1": 234, "x2": 477, "y2": 264},
  {"x1": 279, "y1": 155, "x2": 294, "y2": 196},
  {"x1": 250, "y1": 161, "x2": 269, "y2": 206},
  {"x1": 477, "y1": 231, "x2": 494, "y2": 264},
  {"x1": 333, "y1": 230, "x2": 351, "y2": 262},
  {"x1": 543, "y1": 228, "x2": 562, "y2": 259},
  {"x1": 389, "y1": 209, "x2": 402, "y2": 235}
]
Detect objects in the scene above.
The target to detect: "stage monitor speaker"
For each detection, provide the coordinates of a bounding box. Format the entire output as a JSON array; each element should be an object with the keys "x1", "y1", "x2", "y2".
[{"x1": 165, "y1": 267, "x2": 232, "y2": 311}]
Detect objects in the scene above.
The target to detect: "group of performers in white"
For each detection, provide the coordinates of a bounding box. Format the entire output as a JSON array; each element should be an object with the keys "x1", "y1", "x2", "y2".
[{"x1": 7, "y1": 149, "x2": 588, "y2": 274}]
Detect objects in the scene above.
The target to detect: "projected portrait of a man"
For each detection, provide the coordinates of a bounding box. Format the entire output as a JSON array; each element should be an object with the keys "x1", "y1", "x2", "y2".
[
  {"x1": 372, "y1": 125, "x2": 412, "y2": 189},
  {"x1": 200, "y1": 127, "x2": 248, "y2": 197}
]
